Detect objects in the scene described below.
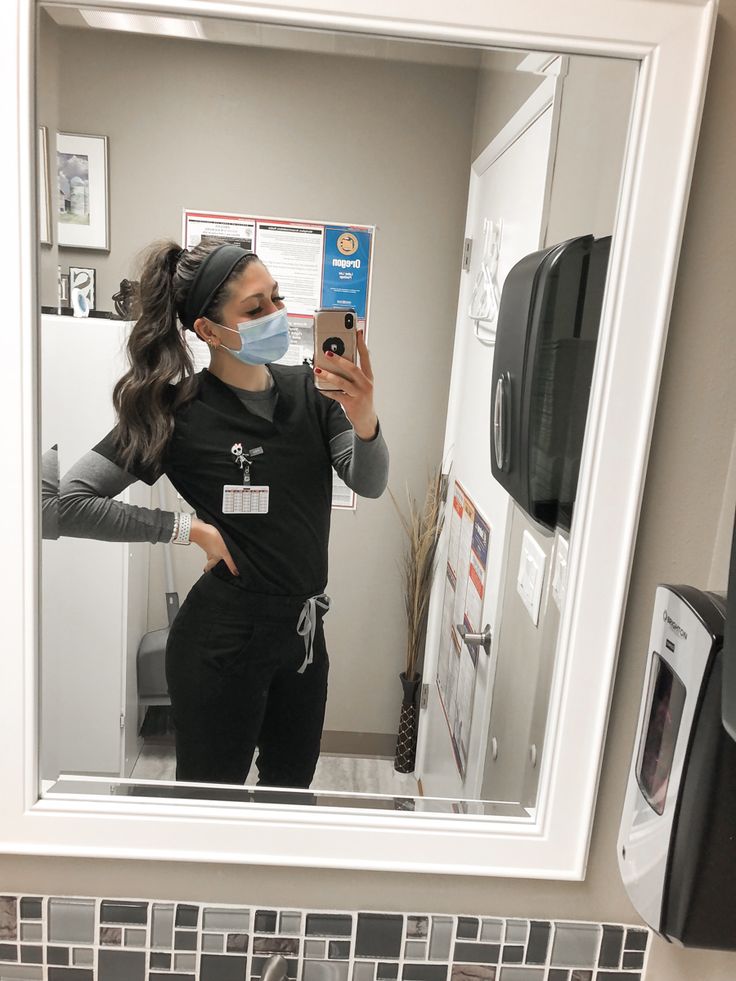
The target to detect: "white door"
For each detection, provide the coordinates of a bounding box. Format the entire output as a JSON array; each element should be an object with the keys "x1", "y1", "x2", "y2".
[{"x1": 415, "y1": 74, "x2": 562, "y2": 802}]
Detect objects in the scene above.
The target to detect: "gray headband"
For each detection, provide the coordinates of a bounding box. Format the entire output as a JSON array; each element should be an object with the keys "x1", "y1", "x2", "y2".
[{"x1": 180, "y1": 244, "x2": 256, "y2": 331}]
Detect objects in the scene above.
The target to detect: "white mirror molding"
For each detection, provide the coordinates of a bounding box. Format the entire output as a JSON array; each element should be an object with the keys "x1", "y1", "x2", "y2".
[{"x1": 1, "y1": 0, "x2": 717, "y2": 880}]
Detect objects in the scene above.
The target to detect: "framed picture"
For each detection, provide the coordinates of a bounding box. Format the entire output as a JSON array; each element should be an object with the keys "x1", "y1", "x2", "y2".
[
  {"x1": 37, "y1": 126, "x2": 52, "y2": 245},
  {"x1": 69, "y1": 266, "x2": 96, "y2": 310},
  {"x1": 57, "y1": 132, "x2": 109, "y2": 251},
  {"x1": 59, "y1": 273, "x2": 69, "y2": 305}
]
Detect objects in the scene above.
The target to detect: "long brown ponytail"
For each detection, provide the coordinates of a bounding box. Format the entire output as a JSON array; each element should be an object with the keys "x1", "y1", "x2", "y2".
[{"x1": 111, "y1": 239, "x2": 253, "y2": 474}]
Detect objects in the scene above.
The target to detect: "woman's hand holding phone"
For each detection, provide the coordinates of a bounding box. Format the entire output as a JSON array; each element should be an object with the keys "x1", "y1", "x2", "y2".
[{"x1": 314, "y1": 328, "x2": 378, "y2": 440}]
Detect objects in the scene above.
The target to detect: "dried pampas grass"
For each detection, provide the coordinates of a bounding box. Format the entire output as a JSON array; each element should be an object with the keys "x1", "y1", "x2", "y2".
[{"x1": 389, "y1": 465, "x2": 446, "y2": 682}]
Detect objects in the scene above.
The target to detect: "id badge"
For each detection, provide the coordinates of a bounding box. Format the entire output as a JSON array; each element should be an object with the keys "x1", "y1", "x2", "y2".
[{"x1": 222, "y1": 484, "x2": 270, "y2": 514}]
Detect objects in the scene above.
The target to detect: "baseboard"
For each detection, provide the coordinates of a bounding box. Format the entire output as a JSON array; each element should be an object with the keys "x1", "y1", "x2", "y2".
[{"x1": 139, "y1": 725, "x2": 398, "y2": 758}]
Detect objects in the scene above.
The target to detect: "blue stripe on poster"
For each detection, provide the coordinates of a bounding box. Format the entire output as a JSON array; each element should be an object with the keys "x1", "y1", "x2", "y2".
[{"x1": 321, "y1": 226, "x2": 372, "y2": 319}]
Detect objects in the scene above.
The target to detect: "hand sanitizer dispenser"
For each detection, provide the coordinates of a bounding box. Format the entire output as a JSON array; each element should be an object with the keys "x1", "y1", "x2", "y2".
[{"x1": 618, "y1": 527, "x2": 736, "y2": 949}]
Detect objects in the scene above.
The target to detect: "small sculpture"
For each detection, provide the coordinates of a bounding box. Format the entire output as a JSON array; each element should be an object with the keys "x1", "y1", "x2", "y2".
[{"x1": 112, "y1": 278, "x2": 140, "y2": 320}]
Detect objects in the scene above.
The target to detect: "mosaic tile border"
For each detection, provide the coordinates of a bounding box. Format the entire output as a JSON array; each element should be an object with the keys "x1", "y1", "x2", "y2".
[{"x1": 0, "y1": 896, "x2": 651, "y2": 981}]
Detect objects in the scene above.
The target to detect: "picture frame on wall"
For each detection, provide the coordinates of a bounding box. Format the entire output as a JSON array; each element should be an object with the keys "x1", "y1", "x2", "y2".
[
  {"x1": 38, "y1": 126, "x2": 52, "y2": 245},
  {"x1": 57, "y1": 132, "x2": 109, "y2": 251},
  {"x1": 69, "y1": 266, "x2": 96, "y2": 310}
]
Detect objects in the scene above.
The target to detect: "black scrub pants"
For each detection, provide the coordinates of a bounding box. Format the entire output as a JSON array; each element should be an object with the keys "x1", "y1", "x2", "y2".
[{"x1": 164, "y1": 570, "x2": 329, "y2": 788}]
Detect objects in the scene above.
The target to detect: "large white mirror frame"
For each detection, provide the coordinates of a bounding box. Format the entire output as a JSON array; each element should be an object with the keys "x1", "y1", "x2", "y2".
[{"x1": 1, "y1": 0, "x2": 717, "y2": 880}]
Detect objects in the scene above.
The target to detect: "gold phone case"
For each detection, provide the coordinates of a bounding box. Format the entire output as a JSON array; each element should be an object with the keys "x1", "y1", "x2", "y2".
[{"x1": 313, "y1": 308, "x2": 357, "y2": 391}]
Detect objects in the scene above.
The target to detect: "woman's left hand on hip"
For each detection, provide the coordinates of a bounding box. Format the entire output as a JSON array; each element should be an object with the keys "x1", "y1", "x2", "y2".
[{"x1": 314, "y1": 328, "x2": 378, "y2": 440}]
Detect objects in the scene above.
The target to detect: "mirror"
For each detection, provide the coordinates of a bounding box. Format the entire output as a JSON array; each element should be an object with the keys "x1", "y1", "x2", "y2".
[
  {"x1": 37, "y1": 4, "x2": 638, "y2": 814},
  {"x1": 8, "y1": 0, "x2": 716, "y2": 879}
]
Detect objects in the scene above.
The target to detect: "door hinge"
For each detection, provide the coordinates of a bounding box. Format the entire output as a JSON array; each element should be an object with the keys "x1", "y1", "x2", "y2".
[
  {"x1": 420, "y1": 683, "x2": 429, "y2": 710},
  {"x1": 462, "y1": 237, "x2": 473, "y2": 272},
  {"x1": 119, "y1": 713, "x2": 125, "y2": 730}
]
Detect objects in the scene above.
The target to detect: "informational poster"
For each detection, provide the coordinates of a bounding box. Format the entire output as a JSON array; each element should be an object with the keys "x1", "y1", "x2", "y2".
[
  {"x1": 331, "y1": 473, "x2": 356, "y2": 509},
  {"x1": 321, "y1": 226, "x2": 372, "y2": 318},
  {"x1": 183, "y1": 209, "x2": 375, "y2": 511},
  {"x1": 184, "y1": 213, "x2": 255, "y2": 251},
  {"x1": 436, "y1": 567, "x2": 456, "y2": 712},
  {"x1": 279, "y1": 316, "x2": 316, "y2": 368},
  {"x1": 255, "y1": 221, "x2": 324, "y2": 316},
  {"x1": 183, "y1": 208, "x2": 374, "y2": 329},
  {"x1": 447, "y1": 491, "x2": 463, "y2": 582},
  {"x1": 435, "y1": 480, "x2": 491, "y2": 777}
]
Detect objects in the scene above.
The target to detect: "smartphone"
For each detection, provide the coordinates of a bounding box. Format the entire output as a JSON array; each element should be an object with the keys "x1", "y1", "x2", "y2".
[{"x1": 313, "y1": 307, "x2": 357, "y2": 391}]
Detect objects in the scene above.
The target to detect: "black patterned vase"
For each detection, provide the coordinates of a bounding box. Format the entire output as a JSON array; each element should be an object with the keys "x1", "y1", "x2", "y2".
[{"x1": 394, "y1": 671, "x2": 422, "y2": 773}]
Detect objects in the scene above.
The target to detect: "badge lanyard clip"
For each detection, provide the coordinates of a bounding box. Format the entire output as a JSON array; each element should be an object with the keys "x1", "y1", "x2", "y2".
[{"x1": 231, "y1": 444, "x2": 263, "y2": 486}]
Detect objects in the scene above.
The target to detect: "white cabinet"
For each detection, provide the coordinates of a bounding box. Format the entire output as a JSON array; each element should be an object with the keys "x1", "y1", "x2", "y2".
[{"x1": 40, "y1": 314, "x2": 151, "y2": 780}]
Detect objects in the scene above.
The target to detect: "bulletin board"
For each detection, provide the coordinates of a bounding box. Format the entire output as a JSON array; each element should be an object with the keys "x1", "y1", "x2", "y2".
[
  {"x1": 436, "y1": 480, "x2": 491, "y2": 777},
  {"x1": 182, "y1": 209, "x2": 376, "y2": 510}
]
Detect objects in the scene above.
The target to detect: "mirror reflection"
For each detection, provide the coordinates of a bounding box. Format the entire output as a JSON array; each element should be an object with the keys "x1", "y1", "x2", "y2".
[{"x1": 37, "y1": 4, "x2": 637, "y2": 812}]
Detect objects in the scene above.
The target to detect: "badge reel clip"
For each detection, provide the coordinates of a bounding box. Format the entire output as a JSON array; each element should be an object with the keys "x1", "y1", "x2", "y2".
[
  {"x1": 223, "y1": 443, "x2": 268, "y2": 514},
  {"x1": 231, "y1": 442, "x2": 263, "y2": 485}
]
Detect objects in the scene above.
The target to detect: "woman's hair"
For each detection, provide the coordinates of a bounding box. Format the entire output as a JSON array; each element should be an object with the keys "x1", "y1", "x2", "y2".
[{"x1": 111, "y1": 239, "x2": 257, "y2": 475}]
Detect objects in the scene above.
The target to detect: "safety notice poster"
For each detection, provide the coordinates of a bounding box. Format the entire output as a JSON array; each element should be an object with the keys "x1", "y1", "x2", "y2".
[
  {"x1": 183, "y1": 209, "x2": 375, "y2": 510},
  {"x1": 435, "y1": 480, "x2": 491, "y2": 777},
  {"x1": 183, "y1": 210, "x2": 373, "y2": 327}
]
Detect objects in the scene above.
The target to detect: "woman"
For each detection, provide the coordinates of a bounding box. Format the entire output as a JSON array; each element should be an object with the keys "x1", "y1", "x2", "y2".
[{"x1": 58, "y1": 239, "x2": 389, "y2": 789}]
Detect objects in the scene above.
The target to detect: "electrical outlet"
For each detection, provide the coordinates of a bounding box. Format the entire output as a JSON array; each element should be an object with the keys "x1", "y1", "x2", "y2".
[{"x1": 517, "y1": 529, "x2": 547, "y2": 626}]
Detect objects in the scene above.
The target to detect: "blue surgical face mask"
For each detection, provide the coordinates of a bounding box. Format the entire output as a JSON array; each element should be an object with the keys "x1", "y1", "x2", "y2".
[{"x1": 210, "y1": 307, "x2": 290, "y2": 366}]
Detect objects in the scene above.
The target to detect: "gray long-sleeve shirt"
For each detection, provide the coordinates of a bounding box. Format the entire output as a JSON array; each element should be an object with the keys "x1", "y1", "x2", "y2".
[
  {"x1": 58, "y1": 373, "x2": 388, "y2": 544},
  {"x1": 41, "y1": 444, "x2": 60, "y2": 540}
]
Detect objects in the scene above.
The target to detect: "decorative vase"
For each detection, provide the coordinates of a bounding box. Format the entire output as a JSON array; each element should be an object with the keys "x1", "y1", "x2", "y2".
[{"x1": 394, "y1": 671, "x2": 422, "y2": 773}]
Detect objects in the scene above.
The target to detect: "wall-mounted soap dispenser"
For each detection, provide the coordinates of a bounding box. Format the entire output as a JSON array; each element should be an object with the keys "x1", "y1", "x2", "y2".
[{"x1": 618, "y1": 514, "x2": 736, "y2": 950}]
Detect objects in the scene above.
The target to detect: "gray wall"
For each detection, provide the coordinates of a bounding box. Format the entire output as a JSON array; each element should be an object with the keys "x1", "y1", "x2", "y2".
[
  {"x1": 544, "y1": 56, "x2": 636, "y2": 245},
  {"x1": 20, "y1": 6, "x2": 736, "y2": 980},
  {"x1": 39, "y1": 14, "x2": 478, "y2": 738},
  {"x1": 470, "y1": 57, "x2": 542, "y2": 161}
]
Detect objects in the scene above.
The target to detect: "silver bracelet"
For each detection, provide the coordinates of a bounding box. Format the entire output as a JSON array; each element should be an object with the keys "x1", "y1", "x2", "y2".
[{"x1": 171, "y1": 511, "x2": 192, "y2": 545}]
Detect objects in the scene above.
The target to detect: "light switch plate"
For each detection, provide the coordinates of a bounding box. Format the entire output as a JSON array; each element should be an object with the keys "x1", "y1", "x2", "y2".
[
  {"x1": 552, "y1": 533, "x2": 570, "y2": 611},
  {"x1": 517, "y1": 529, "x2": 547, "y2": 626}
]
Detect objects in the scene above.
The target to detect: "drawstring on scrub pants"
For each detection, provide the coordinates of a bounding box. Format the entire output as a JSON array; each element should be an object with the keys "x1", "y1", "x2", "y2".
[{"x1": 296, "y1": 593, "x2": 331, "y2": 673}]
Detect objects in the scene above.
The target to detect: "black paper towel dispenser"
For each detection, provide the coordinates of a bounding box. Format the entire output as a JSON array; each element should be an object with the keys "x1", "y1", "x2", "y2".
[
  {"x1": 618, "y1": 512, "x2": 736, "y2": 950},
  {"x1": 490, "y1": 234, "x2": 611, "y2": 532}
]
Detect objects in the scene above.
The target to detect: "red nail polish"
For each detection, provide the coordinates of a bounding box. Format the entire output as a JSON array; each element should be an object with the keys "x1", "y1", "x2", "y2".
[
  {"x1": 315, "y1": 367, "x2": 322, "y2": 374},
  {"x1": 326, "y1": 351, "x2": 334, "y2": 357}
]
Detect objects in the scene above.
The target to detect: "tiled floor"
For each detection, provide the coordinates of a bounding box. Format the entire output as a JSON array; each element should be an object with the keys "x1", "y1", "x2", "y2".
[{"x1": 129, "y1": 744, "x2": 420, "y2": 797}]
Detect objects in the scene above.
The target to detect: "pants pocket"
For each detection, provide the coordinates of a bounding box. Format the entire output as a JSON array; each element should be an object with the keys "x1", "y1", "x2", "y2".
[{"x1": 205, "y1": 618, "x2": 259, "y2": 676}]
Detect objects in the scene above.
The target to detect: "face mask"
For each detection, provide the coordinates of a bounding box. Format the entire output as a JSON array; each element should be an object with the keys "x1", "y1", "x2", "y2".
[{"x1": 211, "y1": 307, "x2": 290, "y2": 366}]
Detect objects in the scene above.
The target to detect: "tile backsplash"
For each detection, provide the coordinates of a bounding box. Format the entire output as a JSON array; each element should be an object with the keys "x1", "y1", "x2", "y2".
[{"x1": 0, "y1": 895, "x2": 650, "y2": 981}]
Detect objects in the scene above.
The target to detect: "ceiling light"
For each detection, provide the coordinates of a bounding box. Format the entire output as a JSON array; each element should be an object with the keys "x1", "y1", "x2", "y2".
[{"x1": 79, "y1": 10, "x2": 205, "y2": 40}]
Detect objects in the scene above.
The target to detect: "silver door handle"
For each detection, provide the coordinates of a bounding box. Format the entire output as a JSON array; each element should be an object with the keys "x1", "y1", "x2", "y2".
[
  {"x1": 493, "y1": 373, "x2": 508, "y2": 470},
  {"x1": 456, "y1": 623, "x2": 492, "y2": 656}
]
